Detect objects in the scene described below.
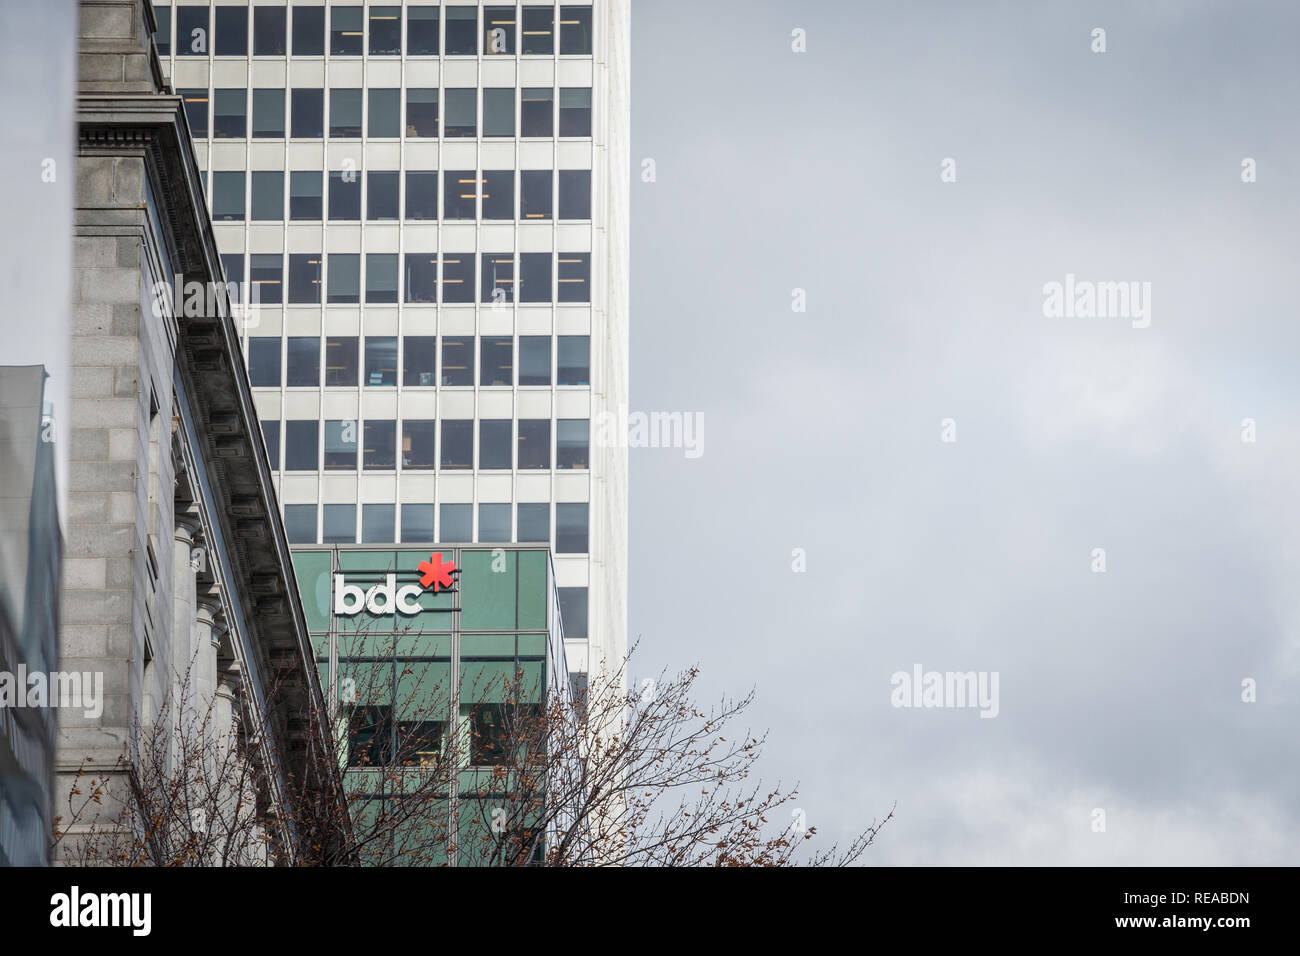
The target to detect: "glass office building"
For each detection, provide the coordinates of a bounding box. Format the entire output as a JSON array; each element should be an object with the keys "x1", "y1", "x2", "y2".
[
  {"x1": 149, "y1": 1, "x2": 630, "y2": 686},
  {"x1": 292, "y1": 543, "x2": 567, "y2": 864},
  {"x1": 0, "y1": 367, "x2": 60, "y2": 867}
]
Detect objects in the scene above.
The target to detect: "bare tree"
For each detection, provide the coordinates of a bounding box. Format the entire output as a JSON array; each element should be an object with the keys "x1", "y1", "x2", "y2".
[
  {"x1": 452, "y1": 646, "x2": 893, "y2": 866},
  {"x1": 56, "y1": 639, "x2": 892, "y2": 867}
]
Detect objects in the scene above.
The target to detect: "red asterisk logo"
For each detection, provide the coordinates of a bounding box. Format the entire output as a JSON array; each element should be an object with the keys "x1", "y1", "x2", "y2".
[{"x1": 417, "y1": 552, "x2": 457, "y2": 593}]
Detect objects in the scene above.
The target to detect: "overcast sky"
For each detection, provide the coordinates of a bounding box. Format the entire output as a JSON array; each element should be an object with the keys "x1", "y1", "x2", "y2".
[{"x1": 628, "y1": 0, "x2": 1300, "y2": 864}]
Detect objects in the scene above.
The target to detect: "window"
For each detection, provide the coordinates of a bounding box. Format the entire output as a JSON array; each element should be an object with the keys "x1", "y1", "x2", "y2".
[
  {"x1": 367, "y1": 171, "x2": 399, "y2": 221},
  {"x1": 325, "y1": 337, "x2": 359, "y2": 386},
  {"x1": 558, "y1": 253, "x2": 591, "y2": 302},
  {"x1": 441, "y1": 337, "x2": 473, "y2": 385},
  {"x1": 323, "y1": 504, "x2": 357, "y2": 543},
  {"x1": 285, "y1": 421, "x2": 319, "y2": 471},
  {"x1": 287, "y1": 254, "x2": 322, "y2": 303},
  {"x1": 215, "y1": 6, "x2": 247, "y2": 56},
  {"x1": 558, "y1": 170, "x2": 591, "y2": 219},
  {"x1": 521, "y1": 89, "x2": 553, "y2": 137},
  {"x1": 560, "y1": 6, "x2": 593, "y2": 55},
  {"x1": 213, "y1": 89, "x2": 247, "y2": 138},
  {"x1": 404, "y1": 337, "x2": 436, "y2": 386},
  {"x1": 517, "y1": 503, "x2": 549, "y2": 543},
  {"x1": 407, "y1": 7, "x2": 439, "y2": 55},
  {"x1": 401, "y1": 503, "x2": 435, "y2": 543},
  {"x1": 482, "y1": 170, "x2": 514, "y2": 220},
  {"x1": 180, "y1": 89, "x2": 208, "y2": 138},
  {"x1": 518, "y1": 420, "x2": 551, "y2": 470},
  {"x1": 261, "y1": 420, "x2": 280, "y2": 470},
  {"x1": 405, "y1": 171, "x2": 437, "y2": 219},
  {"x1": 403, "y1": 420, "x2": 436, "y2": 468},
  {"x1": 367, "y1": 254, "x2": 399, "y2": 304},
  {"x1": 519, "y1": 252, "x2": 551, "y2": 302},
  {"x1": 480, "y1": 336, "x2": 513, "y2": 385},
  {"x1": 251, "y1": 171, "x2": 284, "y2": 221},
  {"x1": 291, "y1": 88, "x2": 324, "y2": 138},
  {"x1": 479, "y1": 503, "x2": 510, "y2": 542},
  {"x1": 445, "y1": 6, "x2": 478, "y2": 55},
  {"x1": 441, "y1": 255, "x2": 474, "y2": 304},
  {"x1": 556, "y1": 503, "x2": 588, "y2": 553},
  {"x1": 254, "y1": 7, "x2": 286, "y2": 56},
  {"x1": 247, "y1": 337, "x2": 281, "y2": 387},
  {"x1": 368, "y1": 89, "x2": 400, "y2": 137},
  {"x1": 484, "y1": 6, "x2": 517, "y2": 55},
  {"x1": 557, "y1": 420, "x2": 589, "y2": 469},
  {"x1": 521, "y1": 7, "x2": 553, "y2": 55},
  {"x1": 484, "y1": 89, "x2": 515, "y2": 137},
  {"x1": 290, "y1": 171, "x2": 322, "y2": 219},
  {"x1": 330, "y1": 88, "x2": 362, "y2": 137},
  {"x1": 330, "y1": 6, "x2": 363, "y2": 55},
  {"x1": 364, "y1": 421, "x2": 396, "y2": 470},
  {"x1": 328, "y1": 254, "x2": 360, "y2": 304},
  {"x1": 440, "y1": 420, "x2": 473, "y2": 470},
  {"x1": 558, "y1": 336, "x2": 590, "y2": 385},
  {"x1": 369, "y1": 6, "x2": 401, "y2": 55},
  {"x1": 362, "y1": 504, "x2": 395, "y2": 544},
  {"x1": 479, "y1": 420, "x2": 512, "y2": 469},
  {"x1": 404, "y1": 254, "x2": 438, "y2": 303},
  {"x1": 292, "y1": 6, "x2": 325, "y2": 56},
  {"x1": 557, "y1": 587, "x2": 588, "y2": 639},
  {"x1": 324, "y1": 420, "x2": 358, "y2": 470},
  {"x1": 328, "y1": 171, "x2": 361, "y2": 219},
  {"x1": 364, "y1": 336, "x2": 398, "y2": 385},
  {"x1": 249, "y1": 254, "x2": 282, "y2": 304},
  {"x1": 520, "y1": 170, "x2": 552, "y2": 220},
  {"x1": 286, "y1": 336, "x2": 320, "y2": 386},
  {"x1": 469, "y1": 703, "x2": 521, "y2": 765},
  {"x1": 444, "y1": 89, "x2": 477, "y2": 138},
  {"x1": 221, "y1": 253, "x2": 244, "y2": 303},
  {"x1": 252, "y1": 89, "x2": 285, "y2": 138},
  {"x1": 480, "y1": 254, "x2": 515, "y2": 305},
  {"x1": 152, "y1": 7, "x2": 171, "y2": 56},
  {"x1": 518, "y1": 336, "x2": 551, "y2": 385},
  {"x1": 406, "y1": 89, "x2": 438, "y2": 137},
  {"x1": 559, "y1": 88, "x2": 592, "y2": 136},
  {"x1": 212, "y1": 172, "x2": 244, "y2": 221},
  {"x1": 284, "y1": 504, "x2": 317, "y2": 543},
  {"x1": 346, "y1": 705, "x2": 388, "y2": 766},
  {"x1": 443, "y1": 171, "x2": 479, "y2": 219},
  {"x1": 176, "y1": 6, "x2": 209, "y2": 56},
  {"x1": 441, "y1": 504, "x2": 472, "y2": 543}
]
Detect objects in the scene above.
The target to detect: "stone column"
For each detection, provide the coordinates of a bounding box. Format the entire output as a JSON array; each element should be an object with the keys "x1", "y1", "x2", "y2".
[
  {"x1": 170, "y1": 510, "x2": 203, "y2": 773},
  {"x1": 193, "y1": 590, "x2": 224, "y2": 725}
]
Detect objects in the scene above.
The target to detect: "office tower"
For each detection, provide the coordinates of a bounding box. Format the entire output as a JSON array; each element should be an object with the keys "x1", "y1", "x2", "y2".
[
  {"x1": 0, "y1": 367, "x2": 60, "y2": 866},
  {"x1": 151, "y1": 0, "x2": 629, "y2": 686}
]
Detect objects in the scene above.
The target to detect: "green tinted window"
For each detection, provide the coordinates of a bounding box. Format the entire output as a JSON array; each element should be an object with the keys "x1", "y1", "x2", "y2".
[
  {"x1": 292, "y1": 550, "x2": 334, "y2": 632},
  {"x1": 517, "y1": 549, "x2": 547, "y2": 629},
  {"x1": 460, "y1": 549, "x2": 516, "y2": 630},
  {"x1": 396, "y1": 661, "x2": 452, "y2": 719},
  {"x1": 461, "y1": 633, "x2": 517, "y2": 658},
  {"x1": 461, "y1": 661, "x2": 518, "y2": 704}
]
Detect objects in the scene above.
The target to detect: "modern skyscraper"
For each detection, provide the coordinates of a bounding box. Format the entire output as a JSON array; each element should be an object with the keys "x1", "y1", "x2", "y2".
[{"x1": 150, "y1": 0, "x2": 629, "y2": 686}]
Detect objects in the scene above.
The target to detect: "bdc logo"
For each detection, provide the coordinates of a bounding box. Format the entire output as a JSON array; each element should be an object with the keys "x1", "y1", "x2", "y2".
[{"x1": 333, "y1": 552, "x2": 458, "y2": 616}]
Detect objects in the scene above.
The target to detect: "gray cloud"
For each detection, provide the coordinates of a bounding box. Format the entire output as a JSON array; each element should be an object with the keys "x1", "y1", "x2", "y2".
[{"x1": 630, "y1": 0, "x2": 1300, "y2": 864}]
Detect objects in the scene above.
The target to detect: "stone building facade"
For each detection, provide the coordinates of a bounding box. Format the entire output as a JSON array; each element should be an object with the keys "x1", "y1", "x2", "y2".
[{"x1": 58, "y1": 0, "x2": 344, "y2": 863}]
